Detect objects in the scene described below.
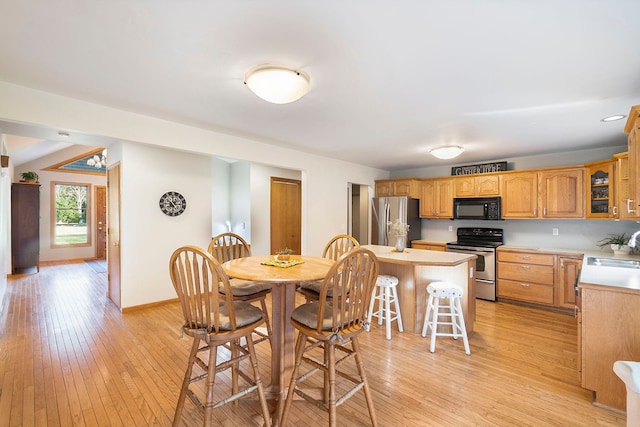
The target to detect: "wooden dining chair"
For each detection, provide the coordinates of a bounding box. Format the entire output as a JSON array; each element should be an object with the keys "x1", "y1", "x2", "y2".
[
  {"x1": 280, "y1": 247, "x2": 379, "y2": 427},
  {"x1": 169, "y1": 245, "x2": 271, "y2": 427},
  {"x1": 297, "y1": 234, "x2": 360, "y2": 302},
  {"x1": 208, "y1": 232, "x2": 272, "y2": 346}
]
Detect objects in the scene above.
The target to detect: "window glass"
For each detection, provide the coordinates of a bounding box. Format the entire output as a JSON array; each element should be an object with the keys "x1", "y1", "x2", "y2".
[{"x1": 52, "y1": 183, "x2": 90, "y2": 246}]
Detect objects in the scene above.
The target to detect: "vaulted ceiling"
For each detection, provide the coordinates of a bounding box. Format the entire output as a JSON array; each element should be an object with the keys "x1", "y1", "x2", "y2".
[{"x1": 1, "y1": 1, "x2": 639, "y2": 170}]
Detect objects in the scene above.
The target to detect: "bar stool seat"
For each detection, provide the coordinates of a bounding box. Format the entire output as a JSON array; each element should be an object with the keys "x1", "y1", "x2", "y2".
[
  {"x1": 421, "y1": 281, "x2": 470, "y2": 355},
  {"x1": 366, "y1": 275, "x2": 403, "y2": 340}
]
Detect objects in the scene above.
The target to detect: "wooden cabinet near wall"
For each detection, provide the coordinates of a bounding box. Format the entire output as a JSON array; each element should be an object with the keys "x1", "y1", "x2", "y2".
[
  {"x1": 11, "y1": 183, "x2": 40, "y2": 274},
  {"x1": 375, "y1": 178, "x2": 420, "y2": 198},
  {"x1": 501, "y1": 172, "x2": 538, "y2": 218},
  {"x1": 497, "y1": 248, "x2": 555, "y2": 306},
  {"x1": 614, "y1": 152, "x2": 634, "y2": 219},
  {"x1": 585, "y1": 160, "x2": 615, "y2": 219},
  {"x1": 411, "y1": 241, "x2": 446, "y2": 251},
  {"x1": 556, "y1": 255, "x2": 583, "y2": 309},
  {"x1": 624, "y1": 106, "x2": 640, "y2": 219},
  {"x1": 419, "y1": 178, "x2": 453, "y2": 218},
  {"x1": 453, "y1": 174, "x2": 500, "y2": 197}
]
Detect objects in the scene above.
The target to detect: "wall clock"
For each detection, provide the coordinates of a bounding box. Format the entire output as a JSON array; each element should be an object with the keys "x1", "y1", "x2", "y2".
[{"x1": 159, "y1": 191, "x2": 186, "y2": 216}]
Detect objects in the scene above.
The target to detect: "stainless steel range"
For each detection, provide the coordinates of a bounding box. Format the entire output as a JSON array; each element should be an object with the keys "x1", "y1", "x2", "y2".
[{"x1": 446, "y1": 227, "x2": 503, "y2": 301}]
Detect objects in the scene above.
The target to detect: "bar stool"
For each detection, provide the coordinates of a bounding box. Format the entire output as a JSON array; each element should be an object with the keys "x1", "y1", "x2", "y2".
[
  {"x1": 366, "y1": 275, "x2": 403, "y2": 340},
  {"x1": 421, "y1": 281, "x2": 470, "y2": 355}
]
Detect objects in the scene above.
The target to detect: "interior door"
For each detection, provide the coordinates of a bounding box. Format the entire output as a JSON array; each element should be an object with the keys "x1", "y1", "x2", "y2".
[
  {"x1": 95, "y1": 186, "x2": 107, "y2": 259},
  {"x1": 270, "y1": 177, "x2": 301, "y2": 255},
  {"x1": 107, "y1": 163, "x2": 121, "y2": 308}
]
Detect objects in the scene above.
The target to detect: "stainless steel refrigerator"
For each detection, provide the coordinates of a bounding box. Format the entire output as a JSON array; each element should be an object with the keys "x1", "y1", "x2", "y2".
[{"x1": 371, "y1": 196, "x2": 421, "y2": 247}]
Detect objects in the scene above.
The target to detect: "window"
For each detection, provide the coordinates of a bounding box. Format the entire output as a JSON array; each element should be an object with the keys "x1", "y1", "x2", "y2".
[{"x1": 52, "y1": 182, "x2": 91, "y2": 247}]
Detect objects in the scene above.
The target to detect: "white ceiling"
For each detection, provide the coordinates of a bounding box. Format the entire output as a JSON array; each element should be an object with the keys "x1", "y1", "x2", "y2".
[{"x1": 1, "y1": 1, "x2": 639, "y2": 170}]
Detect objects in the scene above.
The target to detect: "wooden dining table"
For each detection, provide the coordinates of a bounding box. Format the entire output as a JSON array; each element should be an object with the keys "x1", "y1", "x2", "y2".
[{"x1": 221, "y1": 254, "x2": 334, "y2": 424}]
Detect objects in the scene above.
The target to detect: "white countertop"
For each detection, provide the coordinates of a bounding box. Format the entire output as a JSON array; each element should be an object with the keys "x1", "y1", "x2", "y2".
[
  {"x1": 362, "y1": 244, "x2": 476, "y2": 266},
  {"x1": 579, "y1": 251, "x2": 640, "y2": 291}
]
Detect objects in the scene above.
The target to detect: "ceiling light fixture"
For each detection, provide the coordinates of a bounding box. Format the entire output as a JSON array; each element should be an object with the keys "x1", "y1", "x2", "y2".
[
  {"x1": 430, "y1": 145, "x2": 464, "y2": 160},
  {"x1": 87, "y1": 149, "x2": 107, "y2": 169},
  {"x1": 244, "y1": 65, "x2": 310, "y2": 104},
  {"x1": 600, "y1": 115, "x2": 626, "y2": 122}
]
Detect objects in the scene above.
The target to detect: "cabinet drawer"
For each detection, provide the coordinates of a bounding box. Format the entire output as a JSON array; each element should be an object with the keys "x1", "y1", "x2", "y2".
[
  {"x1": 498, "y1": 279, "x2": 555, "y2": 305},
  {"x1": 498, "y1": 251, "x2": 554, "y2": 266},
  {"x1": 497, "y1": 262, "x2": 554, "y2": 284}
]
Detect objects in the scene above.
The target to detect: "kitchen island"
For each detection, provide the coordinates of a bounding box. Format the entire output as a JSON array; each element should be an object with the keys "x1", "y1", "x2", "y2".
[
  {"x1": 362, "y1": 245, "x2": 477, "y2": 335},
  {"x1": 578, "y1": 252, "x2": 640, "y2": 413}
]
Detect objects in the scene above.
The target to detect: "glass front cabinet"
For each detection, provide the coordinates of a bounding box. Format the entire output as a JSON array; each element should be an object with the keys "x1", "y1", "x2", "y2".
[{"x1": 586, "y1": 160, "x2": 615, "y2": 219}]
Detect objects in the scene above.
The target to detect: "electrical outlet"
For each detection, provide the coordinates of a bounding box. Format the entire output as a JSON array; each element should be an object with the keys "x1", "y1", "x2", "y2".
[
  {"x1": 448, "y1": 226, "x2": 453, "y2": 232},
  {"x1": 552, "y1": 228, "x2": 559, "y2": 236}
]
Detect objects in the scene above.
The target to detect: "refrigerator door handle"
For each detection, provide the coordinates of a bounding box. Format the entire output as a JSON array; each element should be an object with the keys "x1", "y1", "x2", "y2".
[{"x1": 384, "y1": 202, "x2": 391, "y2": 246}]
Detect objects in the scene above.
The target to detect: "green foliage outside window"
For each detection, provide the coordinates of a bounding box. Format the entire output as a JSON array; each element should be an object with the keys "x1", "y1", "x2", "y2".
[{"x1": 54, "y1": 183, "x2": 89, "y2": 245}]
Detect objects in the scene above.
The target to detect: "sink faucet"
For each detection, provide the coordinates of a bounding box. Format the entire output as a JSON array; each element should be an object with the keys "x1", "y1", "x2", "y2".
[{"x1": 628, "y1": 230, "x2": 640, "y2": 248}]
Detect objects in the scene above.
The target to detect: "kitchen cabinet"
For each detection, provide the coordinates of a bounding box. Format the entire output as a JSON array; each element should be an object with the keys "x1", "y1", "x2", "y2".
[
  {"x1": 11, "y1": 183, "x2": 40, "y2": 274},
  {"x1": 501, "y1": 168, "x2": 584, "y2": 219},
  {"x1": 614, "y1": 152, "x2": 634, "y2": 220},
  {"x1": 624, "y1": 106, "x2": 640, "y2": 219},
  {"x1": 375, "y1": 178, "x2": 420, "y2": 198},
  {"x1": 556, "y1": 255, "x2": 582, "y2": 309},
  {"x1": 411, "y1": 241, "x2": 446, "y2": 251},
  {"x1": 419, "y1": 178, "x2": 453, "y2": 219},
  {"x1": 453, "y1": 174, "x2": 500, "y2": 197},
  {"x1": 580, "y1": 283, "x2": 640, "y2": 411},
  {"x1": 585, "y1": 160, "x2": 614, "y2": 219},
  {"x1": 501, "y1": 172, "x2": 538, "y2": 218},
  {"x1": 497, "y1": 249, "x2": 555, "y2": 306}
]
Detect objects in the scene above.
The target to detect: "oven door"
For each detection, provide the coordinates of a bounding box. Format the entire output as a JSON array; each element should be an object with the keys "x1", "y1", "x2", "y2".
[{"x1": 446, "y1": 245, "x2": 495, "y2": 281}]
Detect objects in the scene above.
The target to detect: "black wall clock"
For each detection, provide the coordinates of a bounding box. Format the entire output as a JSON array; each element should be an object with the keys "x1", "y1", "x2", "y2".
[{"x1": 159, "y1": 191, "x2": 186, "y2": 216}]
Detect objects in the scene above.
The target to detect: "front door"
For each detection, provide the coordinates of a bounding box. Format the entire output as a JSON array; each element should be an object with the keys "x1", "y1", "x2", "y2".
[{"x1": 270, "y1": 177, "x2": 301, "y2": 255}]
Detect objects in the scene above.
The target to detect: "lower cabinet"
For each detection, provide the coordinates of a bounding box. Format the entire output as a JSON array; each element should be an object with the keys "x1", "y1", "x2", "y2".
[
  {"x1": 497, "y1": 248, "x2": 583, "y2": 310},
  {"x1": 411, "y1": 241, "x2": 446, "y2": 251}
]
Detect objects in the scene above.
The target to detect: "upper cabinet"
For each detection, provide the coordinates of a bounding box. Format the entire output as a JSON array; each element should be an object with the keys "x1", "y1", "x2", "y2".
[
  {"x1": 420, "y1": 178, "x2": 453, "y2": 218},
  {"x1": 585, "y1": 159, "x2": 615, "y2": 219},
  {"x1": 453, "y1": 174, "x2": 500, "y2": 197},
  {"x1": 375, "y1": 178, "x2": 420, "y2": 198},
  {"x1": 624, "y1": 106, "x2": 640, "y2": 219},
  {"x1": 613, "y1": 152, "x2": 634, "y2": 220},
  {"x1": 502, "y1": 168, "x2": 584, "y2": 219}
]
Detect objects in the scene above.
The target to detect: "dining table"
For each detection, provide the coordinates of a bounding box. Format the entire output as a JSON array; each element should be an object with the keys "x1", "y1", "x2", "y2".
[{"x1": 221, "y1": 254, "x2": 334, "y2": 425}]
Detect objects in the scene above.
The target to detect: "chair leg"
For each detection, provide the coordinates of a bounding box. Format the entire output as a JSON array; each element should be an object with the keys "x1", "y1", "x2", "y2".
[
  {"x1": 366, "y1": 286, "x2": 377, "y2": 331},
  {"x1": 351, "y1": 336, "x2": 377, "y2": 427},
  {"x1": 430, "y1": 297, "x2": 440, "y2": 353},
  {"x1": 327, "y1": 341, "x2": 337, "y2": 427},
  {"x1": 204, "y1": 342, "x2": 219, "y2": 426},
  {"x1": 392, "y1": 285, "x2": 403, "y2": 333},
  {"x1": 173, "y1": 336, "x2": 201, "y2": 427},
  {"x1": 449, "y1": 298, "x2": 459, "y2": 339},
  {"x1": 280, "y1": 332, "x2": 309, "y2": 426},
  {"x1": 245, "y1": 333, "x2": 272, "y2": 427},
  {"x1": 231, "y1": 339, "x2": 239, "y2": 397},
  {"x1": 455, "y1": 298, "x2": 471, "y2": 355},
  {"x1": 421, "y1": 295, "x2": 433, "y2": 337},
  {"x1": 384, "y1": 287, "x2": 392, "y2": 340}
]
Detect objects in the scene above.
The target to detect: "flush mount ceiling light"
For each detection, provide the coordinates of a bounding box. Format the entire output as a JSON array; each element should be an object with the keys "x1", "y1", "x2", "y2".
[
  {"x1": 430, "y1": 145, "x2": 464, "y2": 160},
  {"x1": 600, "y1": 115, "x2": 626, "y2": 122},
  {"x1": 244, "y1": 65, "x2": 310, "y2": 104}
]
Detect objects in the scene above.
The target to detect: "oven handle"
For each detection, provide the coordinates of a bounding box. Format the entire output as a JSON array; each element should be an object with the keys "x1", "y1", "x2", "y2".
[{"x1": 446, "y1": 247, "x2": 494, "y2": 255}]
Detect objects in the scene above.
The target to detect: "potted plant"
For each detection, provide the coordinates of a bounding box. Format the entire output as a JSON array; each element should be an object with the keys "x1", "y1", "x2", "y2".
[
  {"x1": 597, "y1": 233, "x2": 631, "y2": 255},
  {"x1": 275, "y1": 247, "x2": 293, "y2": 261},
  {"x1": 20, "y1": 171, "x2": 39, "y2": 184}
]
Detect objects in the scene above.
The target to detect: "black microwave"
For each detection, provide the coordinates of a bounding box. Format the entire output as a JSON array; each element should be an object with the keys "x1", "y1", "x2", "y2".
[{"x1": 453, "y1": 197, "x2": 502, "y2": 220}]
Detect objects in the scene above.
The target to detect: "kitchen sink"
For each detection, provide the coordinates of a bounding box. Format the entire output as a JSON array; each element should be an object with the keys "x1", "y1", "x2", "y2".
[{"x1": 587, "y1": 257, "x2": 640, "y2": 269}]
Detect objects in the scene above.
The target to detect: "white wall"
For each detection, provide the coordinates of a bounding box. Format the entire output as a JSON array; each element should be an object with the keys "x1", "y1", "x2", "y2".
[
  {"x1": 0, "y1": 82, "x2": 387, "y2": 308},
  {"x1": 211, "y1": 157, "x2": 231, "y2": 237},
  {"x1": 0, "y1": 134, "x2": 8, "y2": 303},
  {"x1": 13, "y1": 145, "x2": 107, "y2": 261}
]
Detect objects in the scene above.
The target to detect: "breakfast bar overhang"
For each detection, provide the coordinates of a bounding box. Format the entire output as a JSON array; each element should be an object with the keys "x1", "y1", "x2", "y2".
[{"x1": 362, "y1": 245, "x2": 478, "y2": 335}]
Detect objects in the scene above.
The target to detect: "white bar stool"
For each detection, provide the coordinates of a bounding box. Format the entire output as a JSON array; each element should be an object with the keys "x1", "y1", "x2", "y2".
[
  {"x1": 366, "y1": 275, "x2": 403, "y2": 340},
  {"x1": 421, "y1": 281, "x2": 470, "y2": 355}
]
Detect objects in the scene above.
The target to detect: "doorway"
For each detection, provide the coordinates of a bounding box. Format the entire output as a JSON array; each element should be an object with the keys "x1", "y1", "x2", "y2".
[
  {"x1": 95, "y1": 186, "x2": 106, "y2": 259},
  {"x1": 348, "y1": 183, "x2": 370, "y2": 244}
]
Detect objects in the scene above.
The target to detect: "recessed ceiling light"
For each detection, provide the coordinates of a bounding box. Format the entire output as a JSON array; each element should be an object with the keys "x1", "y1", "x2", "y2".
[{"x1": 600, "y1": 115, "x2": 626, "y2": 122}]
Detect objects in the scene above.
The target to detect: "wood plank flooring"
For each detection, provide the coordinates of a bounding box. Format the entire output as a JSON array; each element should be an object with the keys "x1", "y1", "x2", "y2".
[{"x1": 0, "y1": 260, "x2": 626, "y2": 426}]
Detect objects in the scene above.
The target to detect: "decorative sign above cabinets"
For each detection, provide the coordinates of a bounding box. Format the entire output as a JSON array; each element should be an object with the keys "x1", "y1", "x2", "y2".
[{"x1": 451, "y1": 161, "x2": 508, "y2": 176}]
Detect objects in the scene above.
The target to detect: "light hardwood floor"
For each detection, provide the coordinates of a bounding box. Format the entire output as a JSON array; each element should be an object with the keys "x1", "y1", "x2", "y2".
[{"x1": 0, "y1": 260, "x2": 626, "y2": 426}]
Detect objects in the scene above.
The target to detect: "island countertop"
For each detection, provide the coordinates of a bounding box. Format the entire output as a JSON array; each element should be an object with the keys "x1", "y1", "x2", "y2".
[{"x1": 361, "y1": 245, "x2": 477, "y2": 266}]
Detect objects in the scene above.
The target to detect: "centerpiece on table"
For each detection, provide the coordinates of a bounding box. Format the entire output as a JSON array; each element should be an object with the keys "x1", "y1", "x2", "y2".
[
  {"x1": 388, "y1": 219, "x2": 410, "y2": 252},
  {"x1": 275, "y1": 247, "x2": 293, "y2": 261}
]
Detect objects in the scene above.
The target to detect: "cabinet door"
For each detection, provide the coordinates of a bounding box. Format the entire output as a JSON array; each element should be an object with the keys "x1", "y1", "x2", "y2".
[
  {"x1": 419, "y1": 180, "x2": 436, "y2": 218},
  {"x1": 586, "y1": 161, "x2": 614, "y2": 219},
  {"x1": 393, "y1": 180, "x2": 413, "y2": 196},
  {"x1": 540, "y1": 168, "x2": 584, "y2": 218},
  {"x1": 501, "y1": 172, "x2": 538, "y2": 218},
  {"x1": 375, "y1": 180, "x2": 393, "y2": 197},
  {"x1": 435, "y1": 179, "x2": 454, "y2": 218},
  {"x1": 615, "y1": 153, "x2": 633, "y2": 220},
  {"x1": 626, "y1": 113, "x2": 640, "y2": 218},
  {"x1": 476, "y1": 175, "x2": 500, "y2": 196},
  {"x1": 453, "y1": 176, "x2": 475, "y2": 197},
  {"x1": 557, "y1": 256, "x2": 582, "y2": 309}
]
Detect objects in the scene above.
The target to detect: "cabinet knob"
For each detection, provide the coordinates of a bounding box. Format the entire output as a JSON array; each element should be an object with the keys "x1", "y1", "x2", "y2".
[{"x1": 520, "y1": 283, "x2": 531, "y2": 287}]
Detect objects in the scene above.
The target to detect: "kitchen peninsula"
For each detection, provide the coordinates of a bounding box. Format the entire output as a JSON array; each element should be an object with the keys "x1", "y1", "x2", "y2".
[{"x1": 362, "y1": 245, "x2": 477, "y2": 335}]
